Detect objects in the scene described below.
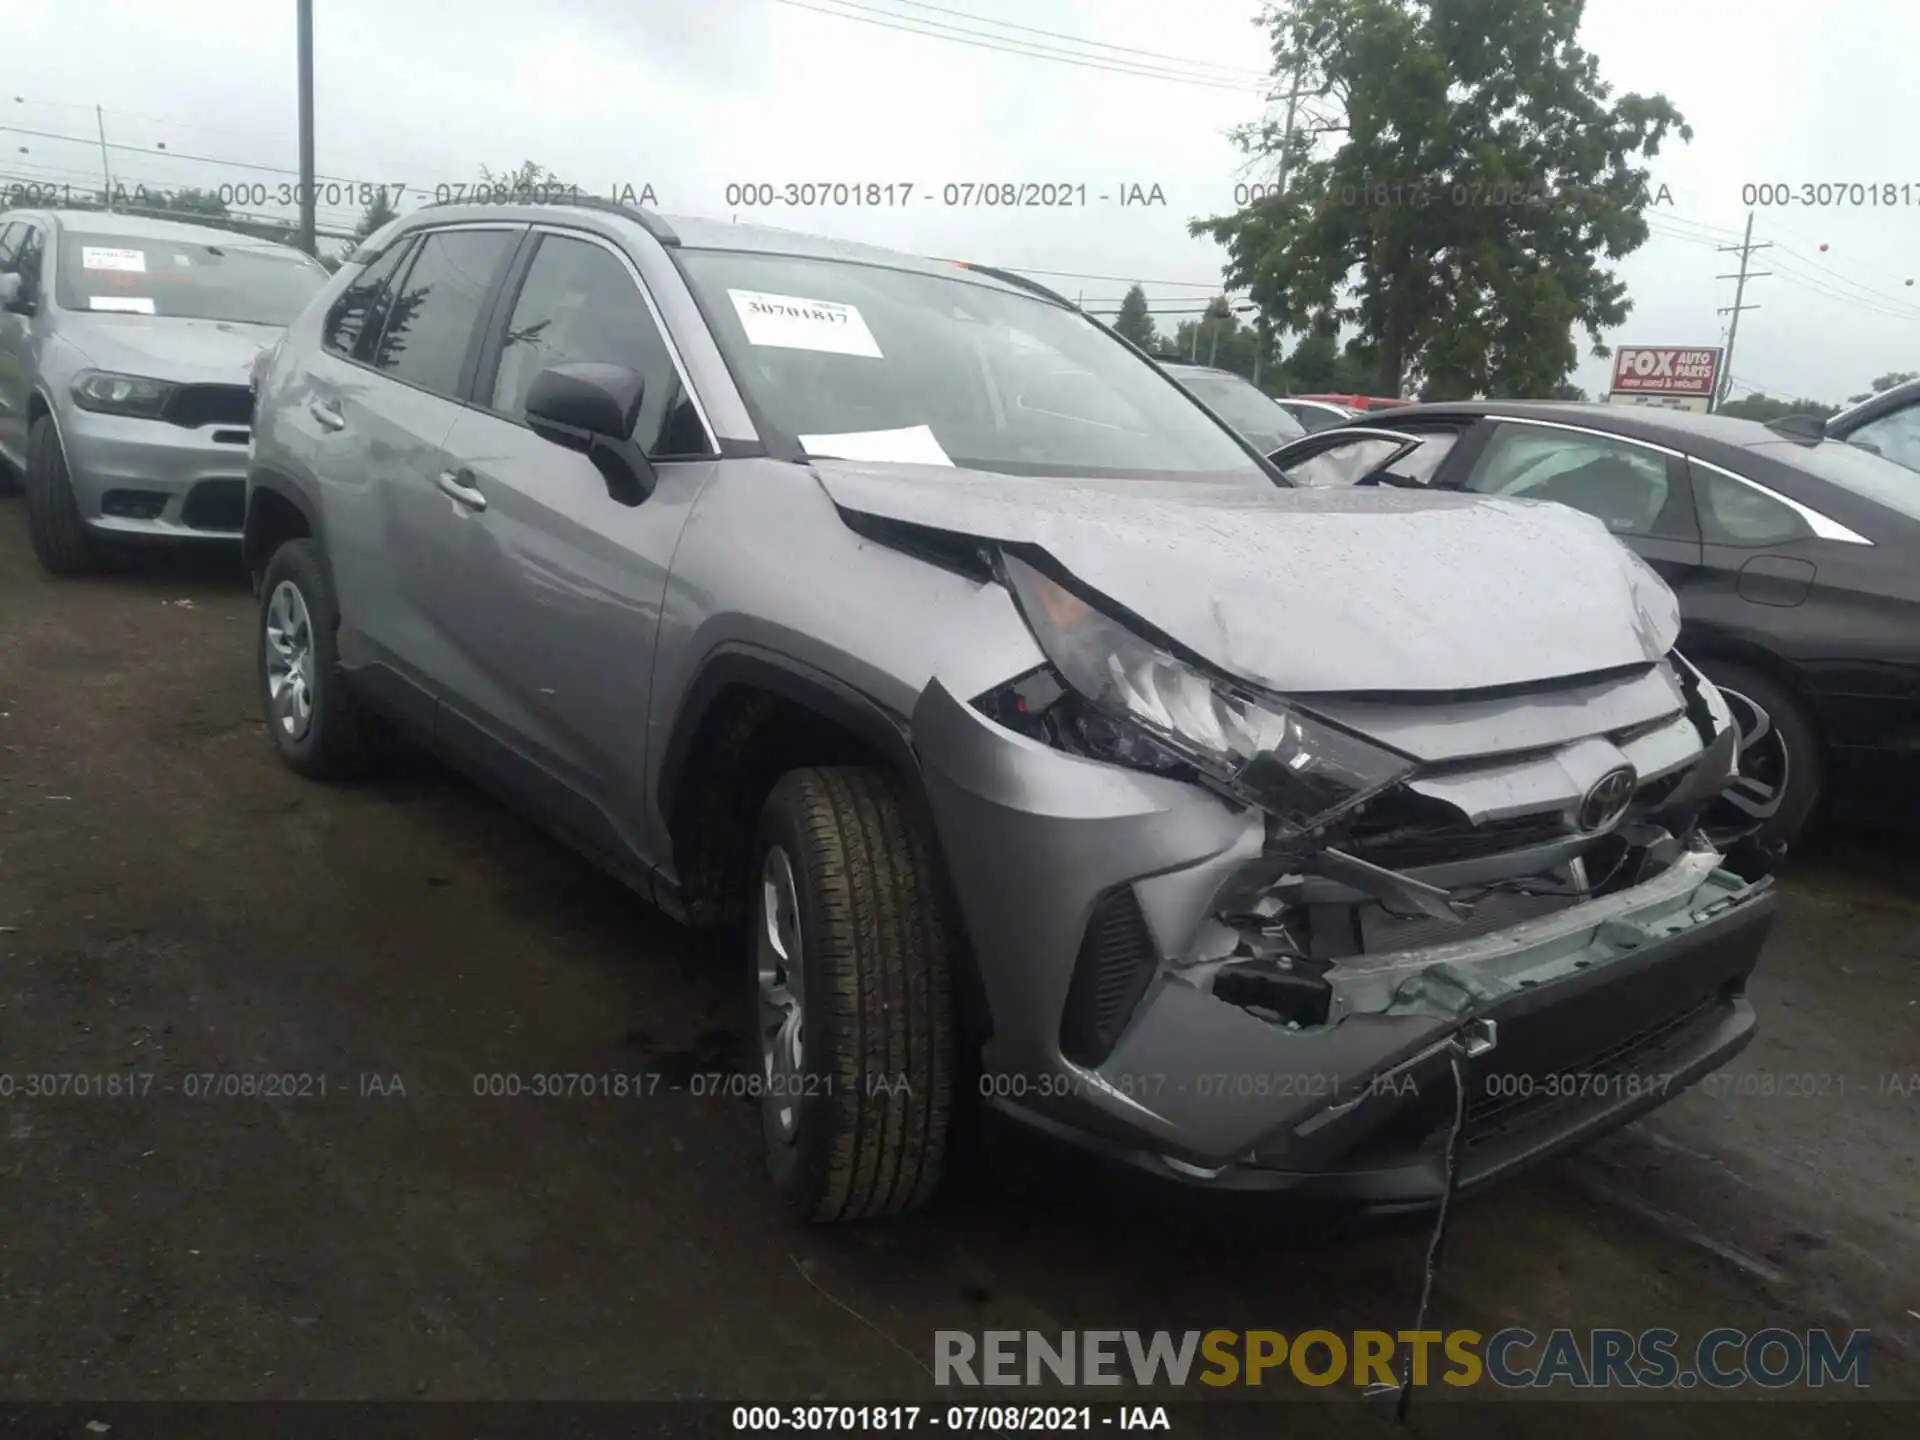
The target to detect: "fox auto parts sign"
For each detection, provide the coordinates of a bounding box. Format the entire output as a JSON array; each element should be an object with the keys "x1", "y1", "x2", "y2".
[{"x1": 1608, "y1": 346, "x2": 1723, "y2": 412}]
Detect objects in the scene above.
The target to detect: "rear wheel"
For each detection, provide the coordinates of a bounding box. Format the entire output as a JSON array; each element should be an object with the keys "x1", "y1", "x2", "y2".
[
  {"x1": 1697, "y1": 661, "x2": 1822, "y2": 877},
  {"x1": 24, "y1": 416, "x2": 102, "y2": 575},
  {"x1": 257, "y1": 539, "x2": 381, "y2": 780},
  {"x1": 750, "y1": 766, "x2": 955, "y2": 1222}
]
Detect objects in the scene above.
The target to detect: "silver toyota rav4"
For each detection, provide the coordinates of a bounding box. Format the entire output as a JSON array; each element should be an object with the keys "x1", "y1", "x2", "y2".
[
  {"x1": 0, "y1": 209, "x2": 329, "y2": 573},
  {"x1": 246, "y1": 198, "x2": 1777, "y2": 1223}
]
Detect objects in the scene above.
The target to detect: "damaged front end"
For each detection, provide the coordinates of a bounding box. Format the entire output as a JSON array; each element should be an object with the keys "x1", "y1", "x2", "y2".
[{"x1": 914, "y1": 550, "x2": 1776, "y2": 1206}]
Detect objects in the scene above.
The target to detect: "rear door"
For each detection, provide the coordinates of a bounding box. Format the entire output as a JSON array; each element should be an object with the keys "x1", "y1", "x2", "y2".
[
  {"x1": 424, "y1": 225, "x2": 720, "y2": 868},
  {"x1": 317, "y1": 225, "x2": 522, "y2": 719}
]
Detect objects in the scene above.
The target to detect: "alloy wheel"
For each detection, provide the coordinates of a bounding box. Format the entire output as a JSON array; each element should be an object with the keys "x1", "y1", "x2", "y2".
[
  {"x1": 756, "y1": 844, "x2": 806, "y2": 1143},
  {"x1": 1701, "y1": 687, "x2": 1790, "y2": 849},
  {"x1": 263, "y1": 580, "x2": 316, "y2": 742}
]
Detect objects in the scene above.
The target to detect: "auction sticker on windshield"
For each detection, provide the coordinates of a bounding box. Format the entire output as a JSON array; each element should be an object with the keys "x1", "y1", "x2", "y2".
[
  {"x1": 798, "y1": 424, "x2": 953, "y2": 465},
  {"x1": 81, "y1": 246, "x2": 147, "y2": 272},
  {"x1": 88, "y1": 296, "x2": 156, "y2": 314},
  {"x1": 728, "y1": 289, "x2": 883, "y2": 358}
]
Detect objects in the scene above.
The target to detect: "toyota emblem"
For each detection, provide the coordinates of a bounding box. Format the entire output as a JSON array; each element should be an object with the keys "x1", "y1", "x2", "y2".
[{"x1": 1577, "y1": 766, "x2": 1637, "y2": 834}]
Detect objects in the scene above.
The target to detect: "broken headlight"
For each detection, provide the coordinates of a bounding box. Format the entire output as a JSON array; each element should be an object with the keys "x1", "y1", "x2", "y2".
[{"x1": 999, "y1": 553, "x2": 1415, "y2": 837}]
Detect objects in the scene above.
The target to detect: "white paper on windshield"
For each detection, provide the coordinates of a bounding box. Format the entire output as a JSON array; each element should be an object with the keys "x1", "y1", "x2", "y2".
[
  {"x1": 799, "y1": 425, "x2": 953, "y2": 466},
  {"x1": 728, "y1": 289, "x2": 882, "y2": 358},
  {"x1": 89, "y1": 296, "x2": 157, "y2": 314},
  {"x1": 82, "y1": 247, "x2": 147, "y2": 273}
]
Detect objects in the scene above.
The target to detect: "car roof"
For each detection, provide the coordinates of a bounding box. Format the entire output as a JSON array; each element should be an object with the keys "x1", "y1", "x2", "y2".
[
  {"x1": 1829, "y1": 375, "x2": 1920, "y2": 430},
  {"x1": 1158, "y1": 361, "x2": 1247, "y2": 379},
  {"x1": 25, "y1": 208, "x2": 297, "y2": 249},
  {"x1": 388, "y1": 200, "x2": 1045, "y2": 303},
  {"x1": 1379, "y1": 398, "x2": 1798, "y2": 448}
]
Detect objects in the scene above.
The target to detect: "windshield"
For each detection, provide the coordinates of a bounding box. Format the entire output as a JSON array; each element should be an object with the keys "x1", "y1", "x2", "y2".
[
  {"x1": 55, "y1": 233, "x2": 328, "y2": 325},
  {"x1": 1167, "y1": 370, "x2": 1305, "y2": 451},
  {"x1": 1747, "y1": 440, "x2": 1920, "y2": 523},
  {"x1": 677, "y1": 250, "x2": 1267, "y2": 481}
]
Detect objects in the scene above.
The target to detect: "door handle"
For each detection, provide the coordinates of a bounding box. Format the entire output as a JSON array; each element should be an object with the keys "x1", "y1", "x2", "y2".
[
  {"x1": 436, "y1": 468, "x2": 487, "y2": 511},
  {"x1": 307, "y1": 397, "x2": 345, "y2": 431}
]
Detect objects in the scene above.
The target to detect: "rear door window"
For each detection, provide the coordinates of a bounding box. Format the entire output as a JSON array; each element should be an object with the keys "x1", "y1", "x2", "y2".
[
  {"x1": 1465, "y1": 423, "x2": 1675, "y2": 536},
  {"x1": 368, "y1": 228, "x2": 519, "y2": 400},
  {"x1": 323, "y1": 239, "x2": 415, "y2": 361}
]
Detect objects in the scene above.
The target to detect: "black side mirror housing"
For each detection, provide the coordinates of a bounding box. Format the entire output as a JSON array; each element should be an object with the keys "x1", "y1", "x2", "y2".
[
  {"x1": 525, "y1": 361, "x2": 656, "y2": 504},
  {"x1": 0, "y1": 272, "x2": 34, "y2": 315}
]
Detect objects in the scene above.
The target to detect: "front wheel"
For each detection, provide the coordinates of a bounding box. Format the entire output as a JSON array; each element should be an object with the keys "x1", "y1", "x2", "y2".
[
  {"x1": 750, "y1": 766, "x2": 955, "y2": 1222},
  {"x1": 1697, "y1": 661, "x2": 1822, "y2": 877},
  {"x1": 24, "y1": 416, "x2": 102, "y2": 575}
]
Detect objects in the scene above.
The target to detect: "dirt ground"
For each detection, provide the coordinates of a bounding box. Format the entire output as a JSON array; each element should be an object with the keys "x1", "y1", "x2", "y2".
[{"x1": 0, "y1": 500, "x2": 1915, "y2": 1437}]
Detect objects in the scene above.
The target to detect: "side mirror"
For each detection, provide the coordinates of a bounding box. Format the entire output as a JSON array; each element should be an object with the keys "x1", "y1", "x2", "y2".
[
  {"x1": 525, "y1": 362, "x2": 656, "y2": 504},
  {"x1": 0, "y1": 272, "x2": 31, "y2": 314}
]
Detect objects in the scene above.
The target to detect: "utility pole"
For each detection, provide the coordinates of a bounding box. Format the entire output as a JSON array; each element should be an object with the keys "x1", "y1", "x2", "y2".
[
  {"x1": 95, "y1": 105, "x2": 114, "y2": 209},
  {"x1": 1713, "y1": 211, "x2": 1771, "y2": 411},
  {"x1": 1261, "y1": 59, "x2": 1309, "y2": 390},
  {"x1": 296, "y1": 0, "x2": 317, "y2": 257}
]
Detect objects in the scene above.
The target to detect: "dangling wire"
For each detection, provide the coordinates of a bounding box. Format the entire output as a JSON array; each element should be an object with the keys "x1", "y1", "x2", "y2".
[{"x1": 1393, "y1": 1035, "x2": 1472, "y2": 1425}]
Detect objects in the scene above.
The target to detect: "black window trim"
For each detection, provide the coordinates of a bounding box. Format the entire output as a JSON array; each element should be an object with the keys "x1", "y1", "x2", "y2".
[
  {"x1": 343, "y1": 221, "x2": 527, "y2": 405},
  {"x1": 466, "y1": 221, "x2": 719, "y2": 458}
]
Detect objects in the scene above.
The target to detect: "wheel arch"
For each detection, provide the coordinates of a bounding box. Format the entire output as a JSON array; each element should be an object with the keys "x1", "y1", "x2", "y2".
[
  {"x1": 243, "y1": 467, "x2": 326, "y2": 587},
  {"x1": 658, "y1": 646, "x2": 992, "y2": 1045},
  {"x1": 1677, "y1": 626, "x2": 1828, "y2": 752}
]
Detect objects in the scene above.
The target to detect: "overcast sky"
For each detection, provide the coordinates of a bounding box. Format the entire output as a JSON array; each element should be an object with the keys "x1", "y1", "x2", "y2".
[{"x1": 5, "y1": 0, "x2": 1915, "y2": 402}]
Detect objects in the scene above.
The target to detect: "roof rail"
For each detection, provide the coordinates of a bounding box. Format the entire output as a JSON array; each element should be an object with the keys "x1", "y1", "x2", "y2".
[
  {"x1": 416, "y1": 191, "x2": 679, "y2": 246},
  {"x1": 937, "y1": 261, "x2": 1075, "y2": 308}
]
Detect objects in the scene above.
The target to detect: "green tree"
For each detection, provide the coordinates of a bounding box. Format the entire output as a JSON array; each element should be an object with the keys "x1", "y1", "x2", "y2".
[
  {"x1": 1718, "y1": 393, "x2": 1839, "y2": 423},
  {"x1": 1846, "y1": 371, "x2": 1917, "y2": 403},
  {"x1": 355, "y1": 186, "x2": 400, "y2": 239},
  {"x1": 1193, "y1": 0, "x2": 1689, "y2": 399},
  {"x1": 1111, "y1": 285, "x2": 1159, "y2": 351},
  {"x1": 481, "y1": 160, "x2": 573, "y2": 198},
  {"x1": 1170, "y1": 297, "x2": 1279, "y2": 386}
]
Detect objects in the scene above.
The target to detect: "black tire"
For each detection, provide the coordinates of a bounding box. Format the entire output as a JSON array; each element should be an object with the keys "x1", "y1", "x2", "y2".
[
  {"x1": 1697, "y1": 660, "x2": 1822, "y2": 877},
  {"x1": 24, "y1": 416, "x2": 103, "y2": 576},
  {"x1": 257, "y1": 538, "x2": 380, "y2": 780},
  {"x1": 750, "y1": 766, "x2": 955, "y2": 1222}
]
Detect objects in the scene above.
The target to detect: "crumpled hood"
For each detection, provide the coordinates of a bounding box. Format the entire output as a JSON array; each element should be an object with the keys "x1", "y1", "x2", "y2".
[
  {"x1": 811, "y1": 461, "x2": 1680, "y2": 694},
  {"x1": 61, "y1": 316, "x2": 283, "y2": 384}
]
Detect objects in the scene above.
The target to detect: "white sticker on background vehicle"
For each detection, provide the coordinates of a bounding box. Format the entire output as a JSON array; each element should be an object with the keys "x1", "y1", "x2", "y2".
[
  {"x1": 81, "y1": 247, "x2": 147, "y2": 272},
  {"x1": 728, "y1": 289, "x2": 882, "y2": 358},
  {"x1": 798, "y1": 425, "x2": 953, "y2": 466},
  {"x1": 89, "y1": 296, "x2": 157, "y2": 314}
]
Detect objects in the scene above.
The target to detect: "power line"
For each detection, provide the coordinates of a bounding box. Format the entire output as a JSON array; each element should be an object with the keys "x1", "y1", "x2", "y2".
[
  {"x1": 868, "y1": 0, "x2": 1269, "y2": 79},
  {"x1": 1004, "y1": 265, "x2": 1222, "y2": 289},
  {"x1": 765, "y1": 0, "x2": 1272, "y2": 91}
]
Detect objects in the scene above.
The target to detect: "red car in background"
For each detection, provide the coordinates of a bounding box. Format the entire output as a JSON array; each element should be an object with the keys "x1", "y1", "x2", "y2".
[{"x1": 1296, "y1": 392, "x2": 1411, "y2": 412}]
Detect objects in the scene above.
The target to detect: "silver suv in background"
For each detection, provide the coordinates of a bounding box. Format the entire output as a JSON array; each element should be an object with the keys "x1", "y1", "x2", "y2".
[
  {"x1": 0, "y1": 209, "x2": 329, "y2": 574},
  {"x1": 246, "y1": 199, "x2": 1776, "y2": 1223}
]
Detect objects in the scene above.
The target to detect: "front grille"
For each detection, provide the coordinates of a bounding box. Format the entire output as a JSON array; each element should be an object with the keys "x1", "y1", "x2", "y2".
[
  {"x1": 1342, "y1": 791, "x2": 1570, "y2": 868},
  {"x1": 1058, "y1": 886, "x2": 1159, "y2": 1068},
  {"x1": 163, "y1": 384, "x2": 253, "y2": 430},
  {"x1": 180, "y1": 479, "x2": 245, "y2": 532}
]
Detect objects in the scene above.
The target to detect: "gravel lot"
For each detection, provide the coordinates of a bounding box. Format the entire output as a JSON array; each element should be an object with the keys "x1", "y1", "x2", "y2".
[{"x1": 0, "y1": 500, "x2": 1914, "y2": 1436}]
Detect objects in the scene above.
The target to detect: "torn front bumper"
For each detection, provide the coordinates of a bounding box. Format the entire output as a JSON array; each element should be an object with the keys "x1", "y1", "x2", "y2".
[{"x1": 913, "y1": 676, "x2": 1775, "y2": 1208}]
